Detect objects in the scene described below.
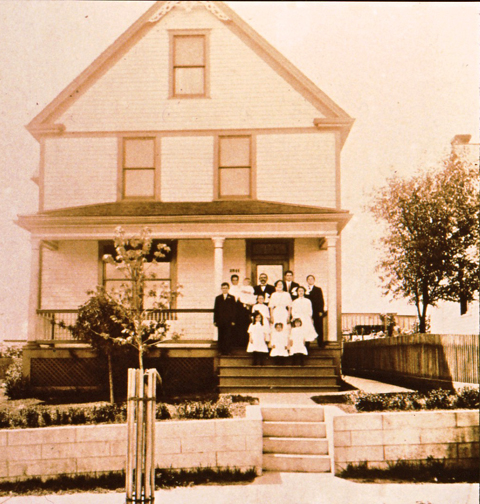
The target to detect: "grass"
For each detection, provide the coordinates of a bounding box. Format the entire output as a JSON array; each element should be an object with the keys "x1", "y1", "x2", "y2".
[
  {"x1": 0, "y1": 467, "x2": 257, "y2": 496},
  {"x1": 339, "y1": 457, "x2": 479, "y2": 483}
]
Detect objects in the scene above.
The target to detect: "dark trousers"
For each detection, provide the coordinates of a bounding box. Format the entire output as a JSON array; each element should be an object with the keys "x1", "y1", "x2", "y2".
[
  {"x1": 217, "y1": 324, "x2": 234, "y2": 355},
  {"x1": 313, "y1": 317, "x2": 324, "y2": 346},
  {"x1": 236, "y1": 305, "x2": 252, "y2": 347}
]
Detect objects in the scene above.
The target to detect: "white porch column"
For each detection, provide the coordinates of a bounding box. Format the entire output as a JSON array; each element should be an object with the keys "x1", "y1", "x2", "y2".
[
  {"x1": 26, "y1": 238, "x2": 41, "y2": 345},
  {"x1": 326, "y1": 236, "x2": 339, "y2": 343},
  {"x1": 212, "y1": 237, "x2": 225, "y2": 294}
]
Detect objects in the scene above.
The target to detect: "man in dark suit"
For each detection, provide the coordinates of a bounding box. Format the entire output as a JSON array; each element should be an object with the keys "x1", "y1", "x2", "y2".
[
  {"x1": 213, "y1": 282, "x2": 237, "y2": 355},
  {"x1": 253, "y1": 272, "x2": 275, "y2": 302},
  {"x1": 283, "y1": 270, "x2": 300, "y2": 300},
  {"x1": 305, "y1": 274, "x2": 325, "y2": 347}
]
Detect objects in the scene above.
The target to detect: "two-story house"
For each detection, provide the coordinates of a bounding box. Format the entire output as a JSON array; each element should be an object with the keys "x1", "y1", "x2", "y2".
[{"x1": 17, "y1": 1, "x2": 354, "y2": 394}]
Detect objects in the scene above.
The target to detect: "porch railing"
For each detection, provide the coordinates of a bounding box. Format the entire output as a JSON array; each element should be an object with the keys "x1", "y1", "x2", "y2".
[
  {"x1": 36, "y1": 309, "x2": 215, "y2": 343},
  {"x1": 341, "y1": 312, "x2": 417, "y2": 339}
]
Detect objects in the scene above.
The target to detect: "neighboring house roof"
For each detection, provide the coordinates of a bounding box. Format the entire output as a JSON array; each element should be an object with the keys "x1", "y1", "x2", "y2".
[
  {"x1": 26, "y1": 1, "x2": 353, "y2": 140},
  {"x1": 16, "y1": 200, "x2": 352, "y2": 233}
]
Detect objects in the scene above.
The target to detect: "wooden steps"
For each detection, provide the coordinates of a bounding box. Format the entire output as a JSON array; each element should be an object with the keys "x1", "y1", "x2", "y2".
[{"x1": 218, "y1": 350, "x2": 340, "y2": 393}]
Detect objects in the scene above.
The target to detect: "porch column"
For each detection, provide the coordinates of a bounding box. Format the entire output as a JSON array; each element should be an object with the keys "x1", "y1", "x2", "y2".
[
  {"x1": 26, "y1": 238, "x2": 41, "y2": 346},
  {"x1": 326, "y1": 236, "x2": 339, "y2": 343},
  {"x1": 212, "y1": 237, "x2": 225, "y2": 294}
]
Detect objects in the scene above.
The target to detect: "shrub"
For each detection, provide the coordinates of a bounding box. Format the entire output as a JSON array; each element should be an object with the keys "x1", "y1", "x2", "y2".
[
  {"x1": 155, "y1": 403, "x2": 171, "y2": 420},
  {"x1": 0, "y1": 346, "x2": 23, "y2": 358},
  {"x1": 4, "y1": 361, "x2": 29, "y2": 400},
  {"x1": 351, "y1": 389, "x2": 478, "y2": 412},
  {"x1": 454, "y1": 387, "x2": 479, "y2": 409},
  {"x1": 425, "y1": 389, "x2": 454, "y2": 410},
  {"x1": 176, "y1": 399, "x2": 232, "y2": 419},
  {"x1": 354, "y1": 392, "x2": 387, "y2": 412},
  {"x1": 228, "y1": 394, "x2": 259, "y2": 404}
]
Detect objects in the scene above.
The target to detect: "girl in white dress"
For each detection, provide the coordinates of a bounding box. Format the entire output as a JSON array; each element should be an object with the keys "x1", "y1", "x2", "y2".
[
  {"x1": 270, "y1": 322, "x2": 289, "y2": 363},
  {"x1": 247, "y1": 312, "x2": 269, "y2": 365},
  {"x1": 289, "y1": 318, "x2": 308, "y2": 366},
  {"x1": 269, "y1": 280, "x2": 292, "y2": 328},
  {"x1": 252, "y1": 294, "x2": 271, "y2": 344},
  {"x1": 291, "y1": 286, "x2": 317, "y2": 346}
]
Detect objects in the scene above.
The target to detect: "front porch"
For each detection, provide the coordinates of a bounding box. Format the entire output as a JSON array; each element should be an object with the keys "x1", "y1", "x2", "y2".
[{"x1": 17, "y1": 200, "x2": 351, "y2": 394}]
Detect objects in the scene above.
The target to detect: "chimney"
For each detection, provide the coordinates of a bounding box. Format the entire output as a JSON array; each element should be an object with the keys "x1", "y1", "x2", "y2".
[{"x1": 451, "y1": 134, "x2": 471, "y2": 145}]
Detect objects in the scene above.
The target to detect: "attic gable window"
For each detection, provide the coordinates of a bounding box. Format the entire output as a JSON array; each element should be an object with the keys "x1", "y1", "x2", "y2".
[
  {"x1": 218, "y1": 136, "x2": 252, "y2": 198},
  {"x1": 172, "y1": 33, "x2": 208, "y2": 97},
  {"x1": 123, "y1": 138, "x2": 156, "y2": 199}
]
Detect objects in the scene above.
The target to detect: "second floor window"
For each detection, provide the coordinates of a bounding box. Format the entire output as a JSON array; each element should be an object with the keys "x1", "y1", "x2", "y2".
[
  {"x1": 123, "y1": 138, "x2": 155, "y2": 199},
  {"x1": 173, "y1": 35, "x2": 206, "y2": 97},
  {"x1": 219, "y1": 136, "x2": 251, "y2": 198}
]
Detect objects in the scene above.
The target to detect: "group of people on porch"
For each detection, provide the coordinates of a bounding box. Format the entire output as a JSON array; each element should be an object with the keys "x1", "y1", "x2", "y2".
[{"x1": 213, "y1": 271, "x2": 325, "y2": 362}]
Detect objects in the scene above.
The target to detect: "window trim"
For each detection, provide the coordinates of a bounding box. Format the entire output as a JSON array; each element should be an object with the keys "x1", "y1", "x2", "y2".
[
  {"x1": 215, "y1": 134, "x2": 256, "y2": 200},
  {"x1": 118, "y1": 135, "x2": 161, "y2": 201},
  {"x1": 169, "y1": 30, "x2": 210, "y2": 99}
]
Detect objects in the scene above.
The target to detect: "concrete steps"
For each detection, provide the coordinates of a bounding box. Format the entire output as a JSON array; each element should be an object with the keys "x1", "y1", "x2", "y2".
[{"x1": 261, "y1": 406, "x2": 331, "y2": 473}]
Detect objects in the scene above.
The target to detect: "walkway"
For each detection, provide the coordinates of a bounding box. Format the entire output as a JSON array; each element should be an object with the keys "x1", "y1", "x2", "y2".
[
  {"x1": 6, "y1": 473, "x2": 478, "y2": 504},
  {"x1": 252, "y1": 374, "x2": 413, "y2": 406}
]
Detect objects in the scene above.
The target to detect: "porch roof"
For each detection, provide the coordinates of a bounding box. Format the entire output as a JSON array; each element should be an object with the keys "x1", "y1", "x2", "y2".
[
  {"x1": 16, "y1": 200, "x2": 352, "y2": 239},
  {"x1": 38, "y1": 200, "x2": 349, "y2": 218}
]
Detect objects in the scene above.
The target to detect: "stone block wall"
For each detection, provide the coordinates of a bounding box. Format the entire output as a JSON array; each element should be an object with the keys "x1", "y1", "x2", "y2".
[
  {"x1": 0, "y1": 407, "x2": 262, "y2": 481},
  {"x1": 333, "y1": 410, "x2": 479, "y2": 473}
]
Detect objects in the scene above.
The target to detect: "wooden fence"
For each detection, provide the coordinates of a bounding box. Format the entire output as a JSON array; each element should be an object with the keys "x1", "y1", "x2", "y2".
[{"x1": 342, "y1": 334, "x2": 479, "y2": 386}]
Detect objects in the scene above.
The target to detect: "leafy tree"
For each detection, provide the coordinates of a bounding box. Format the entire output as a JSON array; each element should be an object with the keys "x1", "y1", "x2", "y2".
[
  {"x1": 71, "y1": 290, "x2": 132, "y2": 403},
  {"x1": 369, "y1": 151, "x2": 479, "y2": 333}
]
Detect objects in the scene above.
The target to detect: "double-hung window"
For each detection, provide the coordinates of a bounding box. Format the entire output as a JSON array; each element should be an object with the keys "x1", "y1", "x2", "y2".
[
  {"x1": 218, "y1": 136, "x2": 252, "y2": 198},
  {"x1": 172, "y1": 34, "x2": 207, "y2": 97},
  {"x1": 123, "y1": 138, "x2": 156, "y2": 199}
]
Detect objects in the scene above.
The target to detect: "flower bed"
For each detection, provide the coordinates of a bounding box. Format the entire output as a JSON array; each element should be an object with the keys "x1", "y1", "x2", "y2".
[
  {"x1": 350, "y1": 388, "x2": 479, "y2": 412},
  {"x1": 0, "y1": 395, "x2": 257, "y2": 429}
]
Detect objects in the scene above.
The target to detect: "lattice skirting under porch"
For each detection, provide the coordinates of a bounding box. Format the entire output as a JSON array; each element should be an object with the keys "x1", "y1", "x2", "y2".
[
  {"x1": 28, "y1": 356, "x2": 216, "y2": 395},
  {"x1": 155, "y1": 357, "x2": 216, "y2": 395},
  {"x1": 30, "y1": 357, "x2": 108, "y2": 388}
]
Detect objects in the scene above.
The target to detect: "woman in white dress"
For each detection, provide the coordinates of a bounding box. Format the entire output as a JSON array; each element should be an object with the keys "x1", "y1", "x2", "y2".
[
  {"x1": 269, "y1": 280, "x2": 292, "y2": 328},
  {"x1": 291, "y1": 286, "x2": 317, "y2": 344}
]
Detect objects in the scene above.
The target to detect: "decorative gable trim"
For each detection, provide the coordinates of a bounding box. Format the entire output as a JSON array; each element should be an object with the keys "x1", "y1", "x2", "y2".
[
  {"x1": 26, "y1": 1, "x2": 353, "y2": 142},
  {"x1": 149, "y1": 1, "x2": 230, "y2": 23}
]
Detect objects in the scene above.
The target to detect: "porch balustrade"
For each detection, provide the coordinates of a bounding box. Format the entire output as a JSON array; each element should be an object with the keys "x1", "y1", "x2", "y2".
[{"x1": 36, "y1": 309, "x2": 216, "y2": 343}]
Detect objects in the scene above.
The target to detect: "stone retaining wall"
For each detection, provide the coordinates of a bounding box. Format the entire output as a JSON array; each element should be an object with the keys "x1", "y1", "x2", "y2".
[
  {"x1": 0, "y1": 406, "x2": 262, "y2": 481},
  {"x1": 333, "y1": 409, "x2": 479, "y2": 473}
]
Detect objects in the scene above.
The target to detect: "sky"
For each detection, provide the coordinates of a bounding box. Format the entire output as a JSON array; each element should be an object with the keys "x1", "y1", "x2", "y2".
[{"x1": 0, "y1": 1, "x2": 478, "y2": 341}]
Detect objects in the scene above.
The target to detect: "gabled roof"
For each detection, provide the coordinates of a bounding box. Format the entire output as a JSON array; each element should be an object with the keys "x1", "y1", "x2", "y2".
[{"x1": 26, "y1": 1, "x2": 353, "y2": 139}]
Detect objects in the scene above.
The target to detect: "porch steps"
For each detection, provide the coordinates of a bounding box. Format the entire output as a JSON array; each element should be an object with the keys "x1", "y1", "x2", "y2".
[
  {"x1": 262, "y1": 406, "x2": 331, "y2": 473},
  {"x1": 218, "y1": 350, "x2": 340, "y2": 393}
]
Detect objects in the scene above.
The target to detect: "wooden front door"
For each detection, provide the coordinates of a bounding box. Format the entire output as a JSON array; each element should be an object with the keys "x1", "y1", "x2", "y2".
[{"x1": 247, "y1": 239, "x2": 293, "y2": 286}]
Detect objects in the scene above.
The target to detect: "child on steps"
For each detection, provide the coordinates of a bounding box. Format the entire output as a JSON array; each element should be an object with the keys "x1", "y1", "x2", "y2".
[{"x1": 246, "y1": 312, "x2": 269, "y2": 365}]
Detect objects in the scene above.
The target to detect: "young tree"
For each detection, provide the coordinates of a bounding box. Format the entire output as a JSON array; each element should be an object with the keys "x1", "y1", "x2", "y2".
[
  {"x1": 369, "y1": 152, "x2": 479, "y2": 333},
  {"x1": 72, "y1": 227, "x2": 179, "y2": 398}
]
